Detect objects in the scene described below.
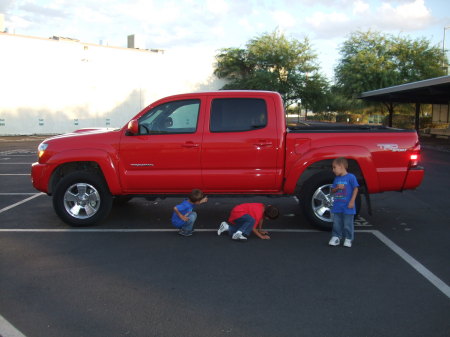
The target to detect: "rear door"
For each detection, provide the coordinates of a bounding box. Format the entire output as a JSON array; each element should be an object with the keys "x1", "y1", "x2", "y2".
[
  {"x1": 119, "y1": 98, "x2": 204, "y2": 192},
  {"x1": 201, "y1": 96, "x2": 282, "y2": 192}
]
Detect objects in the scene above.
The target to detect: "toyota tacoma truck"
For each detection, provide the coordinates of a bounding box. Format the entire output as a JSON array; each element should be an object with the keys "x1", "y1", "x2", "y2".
[{"x1": 31, "y1": 91, "x2": 424, "y2": 229}]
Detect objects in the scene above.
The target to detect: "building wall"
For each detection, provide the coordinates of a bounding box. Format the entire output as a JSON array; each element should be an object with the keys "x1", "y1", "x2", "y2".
[
  {"x1": 0, "y1": 33, "x2": 225, "y2": 135},
  {"x1": 432, "y1": 104, "x2": 450, "y2": 123}
]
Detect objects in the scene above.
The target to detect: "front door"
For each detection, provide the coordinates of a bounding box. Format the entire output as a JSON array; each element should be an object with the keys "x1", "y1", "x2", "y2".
[{"x1": 119, "y1": 99, "x2": 203, "y2": 193}]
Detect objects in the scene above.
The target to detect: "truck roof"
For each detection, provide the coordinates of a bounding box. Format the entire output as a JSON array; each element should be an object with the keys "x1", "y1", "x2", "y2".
[{"x1": 156, "y1": 90, "x2": 282, "y2": 100}]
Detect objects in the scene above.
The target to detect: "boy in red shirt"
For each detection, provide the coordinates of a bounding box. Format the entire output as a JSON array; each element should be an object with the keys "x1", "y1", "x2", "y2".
[{"x1": 217, "y1": 203, "x2": 279, "y2": 241}]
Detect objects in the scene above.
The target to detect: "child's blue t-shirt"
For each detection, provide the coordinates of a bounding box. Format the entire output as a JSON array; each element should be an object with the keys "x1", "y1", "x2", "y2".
[
  {"x1": 171, "y1": 200, "x2": 194, "y2": 228},
  {"x1": 331, "y1": 173, "x2": 359, "y2": 215}
]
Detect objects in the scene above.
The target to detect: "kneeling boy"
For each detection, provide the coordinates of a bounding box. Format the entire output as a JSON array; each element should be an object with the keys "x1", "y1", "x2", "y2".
[{"x1": 218, "y1": 203, "x2": 279, "y2": 241}]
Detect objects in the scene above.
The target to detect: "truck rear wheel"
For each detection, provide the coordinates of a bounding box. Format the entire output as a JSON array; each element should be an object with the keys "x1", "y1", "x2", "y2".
[
  {"x1": 53, "y1": 172, "x2": 112, "y2": 227},
  {"x1": 300, "y1": 173, "x2": 361, "y2": 230}
]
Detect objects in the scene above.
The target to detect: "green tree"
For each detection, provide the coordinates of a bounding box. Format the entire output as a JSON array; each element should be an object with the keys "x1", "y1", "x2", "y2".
[
  {"x1": 214, "y1": 30, "x2": 326, "y2": 108},
  {"x1": 326, "y1": 86, "x2": 366, "y2": 113},
  {"x1": 298, "y1": 73, "x2": 330, "y2": 112},
  {"x1": 335, "y1": 30, "x2": 445, "y2": 96},
  {"x1": 334, "y1": 30, "x2": 446, "y2": 125}
]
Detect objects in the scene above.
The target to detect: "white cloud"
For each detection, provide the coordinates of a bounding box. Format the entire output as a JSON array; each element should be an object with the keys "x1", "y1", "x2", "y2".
[
  {"x1": 114, "y1": 1, "x2": 182, "y2": 25},
  {"x1": 0, "y1": 0, "x2": 16, "y2": 12},
  {"x1": 376, "y1": 0, "x2": 432, "y2": 29},
  {"x1": 7, "y1": 15, "x2": 32, "y2": 30},
  {"x1": 306, "y1": 11, "x2": 349, "y2": 29},
  {"x1": 238, "y1": 18, "x2": 253, "y2": 32},
  {"x1": 272, "y1": 10, "x2": 296, "y2": 28},
  {"x1": 353, "y1": 0, "x2": 369, "y2": 14},
  {"x1": 304, "y1": 0, "x2": 435, "y2": 39},
  {"x1": 206, "y1": 0, "x2": 229, "y2": 15},
  {"x1": 72, "y1": 6, "x2": 112, "y2": 24}
]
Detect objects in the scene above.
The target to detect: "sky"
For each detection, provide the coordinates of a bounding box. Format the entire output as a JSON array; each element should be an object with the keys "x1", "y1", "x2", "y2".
[{"x1": 1, "y1": 0, "x2": 450, "y2": 80}]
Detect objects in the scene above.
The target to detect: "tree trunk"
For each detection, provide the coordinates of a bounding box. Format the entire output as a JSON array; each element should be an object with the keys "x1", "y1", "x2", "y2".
[{"x1": 383, "y1": 102, "x2": 395, "y2": 127}]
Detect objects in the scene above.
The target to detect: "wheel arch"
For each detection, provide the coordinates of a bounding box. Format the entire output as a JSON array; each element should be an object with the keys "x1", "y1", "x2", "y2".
[
  {"x1": 49, "y1": 161, "x2": 105, "y2": 194},
  {"x1": 46, "y1": 149, "x2": 122, "y2": 195},
  {"x1": 295, "y1": 158, "x2": 366, "y2": 195},
  {"x1": 284, "y1": 145, "x2": 377, "y2": 194}
]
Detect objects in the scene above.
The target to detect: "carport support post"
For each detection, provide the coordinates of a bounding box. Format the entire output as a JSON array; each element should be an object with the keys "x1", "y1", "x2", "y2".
[
  {"x1": 386, "y1": 102, "x2": 394, "y2": 127},
  {"x1": 415, "y1": 103, "x2": 420, "y2": 131}
]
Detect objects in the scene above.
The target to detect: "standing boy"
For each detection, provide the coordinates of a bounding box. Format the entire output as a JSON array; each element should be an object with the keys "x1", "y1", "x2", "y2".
[
  {"x1": 329, "y1": 157, "x2": 359, "y2": 248},
  {"x1": 172, "y1": 189, "x2": 208, "y2": 236},
  {"x1": 217, "y1": 203, "x2": 279, "y2": 241}
]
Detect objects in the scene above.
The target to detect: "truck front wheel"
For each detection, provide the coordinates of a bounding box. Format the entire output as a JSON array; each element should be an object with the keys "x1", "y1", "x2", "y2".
[
  {"x1": 300, "y1": 173, "x2": 361, "y2": 230},
  {"x1": 53, "y1": 172, "x2": 112, "y2": 226}
]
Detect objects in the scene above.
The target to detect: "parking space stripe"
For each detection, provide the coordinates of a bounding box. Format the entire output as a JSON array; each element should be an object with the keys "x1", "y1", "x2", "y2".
[
  {"x1": 0, "y1": 314, "x2": 27, "y2": 337},
  {"x1": 0, "y1": 193, "x2": 44, "y2": 214},
  {"x1": 0, "y1": 193, "x2": 39, "y2": 195},
  {"x1": 0, "y1": 228, "x2": 322, "y2": 233},
  {"x1": 371, "y1": 230, "x2": 450, "y2": 299},
  {"x1": 0, "y1": 174, "x2": 29, "y2": 176}
]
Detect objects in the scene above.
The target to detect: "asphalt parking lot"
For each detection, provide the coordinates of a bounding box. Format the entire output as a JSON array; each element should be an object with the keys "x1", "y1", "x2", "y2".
[{"x1": 0, "y1": 136, "x2": 449, "y2": 337}]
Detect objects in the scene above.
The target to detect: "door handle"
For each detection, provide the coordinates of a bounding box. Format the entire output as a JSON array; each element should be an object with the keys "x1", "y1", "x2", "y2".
[
  {"x1": 254, "y1": 141, "x2": 273, "y2": 147},
  {"x1": 182, "y1": 142, "x2": 200, "y2": 148}
]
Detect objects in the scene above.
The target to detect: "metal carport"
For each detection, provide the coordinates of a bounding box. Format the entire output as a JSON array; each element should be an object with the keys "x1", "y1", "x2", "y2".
[{"x1": 359, "y1": 75, "x2": 450, "y2": 130}]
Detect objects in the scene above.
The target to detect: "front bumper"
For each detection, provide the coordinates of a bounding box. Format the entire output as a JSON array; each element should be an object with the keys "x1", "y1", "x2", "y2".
[{"x1": 31, "y1": 162, "x2": 51, "y2": 194}]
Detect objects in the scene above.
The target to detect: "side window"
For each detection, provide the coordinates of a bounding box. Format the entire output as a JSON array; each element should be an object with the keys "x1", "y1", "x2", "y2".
[
  {"x1": 210, "y1": 98, "x2": 267, "y2": 132},
  {"x1": 138, "y1": 99, "x2": 200, "y2": 134}
]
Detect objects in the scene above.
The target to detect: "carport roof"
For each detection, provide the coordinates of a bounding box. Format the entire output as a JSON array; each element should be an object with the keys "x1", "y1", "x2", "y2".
[{"x1": 359, "y1": 75, "x2": 450, "y2": 104}]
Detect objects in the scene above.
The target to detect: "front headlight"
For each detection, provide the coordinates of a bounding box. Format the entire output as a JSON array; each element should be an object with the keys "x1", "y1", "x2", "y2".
[{"x1": 38, "y1": 143, "x2": 48, "y2": 159}]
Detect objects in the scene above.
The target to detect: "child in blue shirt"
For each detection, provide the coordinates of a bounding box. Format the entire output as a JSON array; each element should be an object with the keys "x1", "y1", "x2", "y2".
[
  {"x1": 328, "y1": 157, "x2": 359, "y2": 248},
  {"x1": 171, "y1": 189, "x2": 208, "y2": 236}
]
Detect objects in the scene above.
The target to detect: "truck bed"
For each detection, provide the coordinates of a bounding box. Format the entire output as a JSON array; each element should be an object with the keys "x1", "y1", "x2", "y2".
[{"x1": 288, "y1": 121, "x2": 413, "y2": 133}]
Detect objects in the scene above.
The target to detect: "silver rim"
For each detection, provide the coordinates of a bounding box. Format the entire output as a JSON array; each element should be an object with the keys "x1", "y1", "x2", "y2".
[
  {"x1": 63, "y1": 183, "x2": 101, "y2": 219},
  {"x1": 311, "y1": 184, "x2": 334, "y2": 222}
]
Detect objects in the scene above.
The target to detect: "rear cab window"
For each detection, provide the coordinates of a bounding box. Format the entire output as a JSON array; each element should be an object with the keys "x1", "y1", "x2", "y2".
[{"x1": 210, "y1": 98, "x2": 267, "y2": 132}]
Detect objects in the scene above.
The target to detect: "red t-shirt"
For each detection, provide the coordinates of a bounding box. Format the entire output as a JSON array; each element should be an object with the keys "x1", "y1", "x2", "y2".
[{"x1": 228, "y1": 203, "x2": 265, "y2": 228}]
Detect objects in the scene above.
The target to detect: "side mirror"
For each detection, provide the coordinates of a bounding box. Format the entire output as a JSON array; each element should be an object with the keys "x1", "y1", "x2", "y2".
[{"x1": 127, "y1": 119, "x2": 139, "y2": 135}]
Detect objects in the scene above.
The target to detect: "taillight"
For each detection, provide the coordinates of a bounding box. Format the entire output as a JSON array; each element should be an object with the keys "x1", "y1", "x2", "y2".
[{"x1": 409, "y1": 144, "x2": 420, "y2": 168}]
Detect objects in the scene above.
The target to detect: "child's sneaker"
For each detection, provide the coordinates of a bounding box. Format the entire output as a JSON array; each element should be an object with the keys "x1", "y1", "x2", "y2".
[
  {"x1": 328, "y1": 236, "x2": 340, "y2": 246},
  {"x1": 217, "y1": 221, "x2": 229, "y2": 236},
  {"x1": 232, "y1": 231, "x2": 247, "y2": 241},
  {"x1": 178, "y1": 230, "x2": 193, "y2": 237},
  {"x1": 343, "y1": 239, "x2": 352, "y2": 247}
]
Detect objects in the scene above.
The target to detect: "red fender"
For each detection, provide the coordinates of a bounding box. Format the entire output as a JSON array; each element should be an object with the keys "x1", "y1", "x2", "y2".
[
  {"x1": 45, "y1": 149, "x2": 122, "y2": 194},
  {"x1": 283, "y1": 145, "x2": 380, "y2": 194}
]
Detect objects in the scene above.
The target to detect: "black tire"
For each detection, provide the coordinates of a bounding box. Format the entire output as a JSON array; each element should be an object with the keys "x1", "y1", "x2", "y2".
[
  {"x1": 300, "y1": 172, "x2": 361, "y2": 230},
  {"x1": 52, "y1": 171, "x2": 113, "y2": 227}
]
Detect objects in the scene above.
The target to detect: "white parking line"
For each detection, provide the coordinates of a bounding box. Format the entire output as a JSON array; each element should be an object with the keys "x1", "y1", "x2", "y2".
[
  {"x1": 0, "y1": 314, "x2": 27, "y2": 337},
  {"x1": 0, "y1": 193, "x2": 39, "y2": 195},
  {"x1": 0, "y1": 193, "x2": 44, "y2": 214},
  {"x1": 0, "y1": 174, "x2": 29, "y2": 176},
  {"x1": 371, "y1": 230, "x2": 450, "y2": 299}
]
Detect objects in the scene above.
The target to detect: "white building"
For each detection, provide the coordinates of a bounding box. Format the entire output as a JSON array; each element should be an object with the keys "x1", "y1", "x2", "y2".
[{"x1": 0, "y1": 32, "x2": 225, "y2": 135}]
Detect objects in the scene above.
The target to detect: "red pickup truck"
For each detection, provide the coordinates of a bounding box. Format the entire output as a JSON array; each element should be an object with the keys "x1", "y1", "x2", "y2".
[{"x1": 31, "y1": 91, "x2": 424, "y2": 229}]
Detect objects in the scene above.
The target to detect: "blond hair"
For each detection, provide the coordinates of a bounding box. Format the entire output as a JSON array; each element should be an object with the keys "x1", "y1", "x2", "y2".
[{"x1": 333, "y1": 157, "x2": 348, "y2": 169}]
